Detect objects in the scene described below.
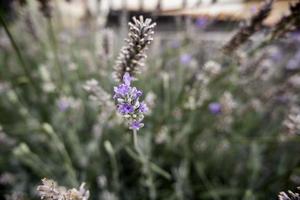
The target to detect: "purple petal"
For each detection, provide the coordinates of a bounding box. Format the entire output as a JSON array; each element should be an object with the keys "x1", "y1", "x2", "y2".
[
  {"x1": 209, "y1": 102, "x2": 222, "y2": 115},
  {"x1": 130, "y1": 121, "x2": 144, "y2": 130},
  {"x1": 114, "y1": 84, "x2": 131, "y2": 97},
  {"x1": 180, "y1": 54, "x2": 192, "y2": 65},
  {"x1": 139, "y1": 102, "x2": 148, "y2": 113},
  {"x1": 131, "y1": 87, "x2": 143, "y2": 99},
  {"x1": 195, "y1": 18, "x2": 208, "y2": 28},
  {"x1": 57, "y1": 99, "x2": 70, "y2": 112},
  {"x1": 123, "y1": 72, "x2": 133, "y2": 86},
  {"x1": 118, "y1": 103, "x2": 134, "y2": 114}
]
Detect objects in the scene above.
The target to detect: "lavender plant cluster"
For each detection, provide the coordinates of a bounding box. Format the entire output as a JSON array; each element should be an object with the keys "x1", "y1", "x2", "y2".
[{"x1": 0, "y1": 1, "x2": 300, "y2": 200}]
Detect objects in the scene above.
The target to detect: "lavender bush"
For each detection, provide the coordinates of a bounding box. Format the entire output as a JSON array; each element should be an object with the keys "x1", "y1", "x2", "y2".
[{"x1": 0, "y1": 1, "x2": 300, "y2": 200}]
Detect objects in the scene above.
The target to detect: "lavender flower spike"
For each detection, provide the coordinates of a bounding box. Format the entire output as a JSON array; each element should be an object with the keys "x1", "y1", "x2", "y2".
[
  {"x1": 114, "y1": 72, "x2": 148, "y2": 131},
  {"x1": 113, "y1": 16, "x2": 156, "y2": 82}
]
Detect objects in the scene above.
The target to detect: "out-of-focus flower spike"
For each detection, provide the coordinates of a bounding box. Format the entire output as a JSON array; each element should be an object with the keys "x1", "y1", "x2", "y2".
[
  {"x1": 222, "y1": 0, "x2": 273, "y2": 54},
  {"x1": 269, "y1": 0, "x2": 300, "y2": 40}
]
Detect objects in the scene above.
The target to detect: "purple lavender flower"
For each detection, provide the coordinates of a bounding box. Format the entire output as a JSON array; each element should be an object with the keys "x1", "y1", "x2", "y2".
[
  {"x1": 113, "y1": 72, "x2": 148, "y2": 131},
  {"x1": 195, "y1": 17, "x2": 208, "y2": 28},
  {"x1": 114, "y1": 84, "x2": 130, "y2": 98},
  {"x1": 139, "y1": 102, "x2": 148, "y2": 113},
  {"x1": 180, "y1": 54, "x2": 192, "y2": 65},
  {"x1": 118, "y1": 103, "x2": 134, "y2": 114},
  {"x1": 209, "y1": 102, "x2": 222, "y2": 115},
  {"x1": 123, "y1": 72, "x2": 133, "y2": 86},
  {"x1": 130, "y1": 121, "x2": 144, "y2": 130},
  {"x1": 57, "y1": 97, "x2": 71, "y2": 112},
  {"x1": 275, "y1": 95, "x2": 289, "y2": 104},
  {"x1": 286, "y1": 51, "x2": 300, "y2": 71},
  {"x1": 286, "y1": 60, "x2": 299, "y2": 71},
  {"x1": 269, "y1": 49, "x2": 282, "y2": 62},
  {"x1": 131, "y1": 87, "x2": 143, "y2": 99},
  {"x1": 290, "y1": 31, "x2": 300, "y2": 42}
]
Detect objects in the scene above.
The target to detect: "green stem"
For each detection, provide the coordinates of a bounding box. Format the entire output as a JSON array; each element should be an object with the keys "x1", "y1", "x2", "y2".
[
  {"x1": 133, "y1": 130, "x2": 140, "y2": 155},
  {"x1": 104, "y1": 140, "x2": 120, "y2": 194},
  {"x1": 110, "y1": 150, "x2": 120, "y2": 193},
  {"x1": 42, "y1": 123, "x2": 77, "y2": 186},
  {"x1": 132, "y1": 130, "x2": 157, "y2": 199},
  {"x1": 47, "y1": 18, "x2": 64, "y2": 89},
  {"x1": 0, "y1": 13, "x2": 38, "y2": 92}
]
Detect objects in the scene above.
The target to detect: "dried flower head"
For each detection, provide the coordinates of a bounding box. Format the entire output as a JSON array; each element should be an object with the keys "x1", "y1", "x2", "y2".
[
  {"x1": 56, "y1": 96, "x2": 81, "y2": 112},
  {"x1": 203, "y1": 60, "x2": 222, "y2": 76},
  {"x1": 222, "y1": 0, "x2": 273, "y2": 54},
  {"x1": 113, "y1": 73, "x2": 148, "y2": 131},
  {"x1": 283, "y1": 108, "x2": 300, "y2": 135},
  {"x1": 83, "y1": 79, "x2": 112, "y2": 107},
  {"x1": 144, "y1": 91, "x2": 156, "y2": 112},
  {"x1": 37, "y1": 178, "x2": 90, "y2": 200},
  {"x1": 113, "y1": 16, "x2": 156, "y2": 82},
  {"x1": 220, "y1": 92, "x2": 237, "y2": 114},
  {"x1": 278, "y1": 187, "x2": 300, "y2": 200}
]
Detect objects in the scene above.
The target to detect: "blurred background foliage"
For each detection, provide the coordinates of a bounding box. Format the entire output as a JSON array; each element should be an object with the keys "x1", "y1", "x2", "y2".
[{"x1": 0, "y1": 0, "x2": 300, "y2": 199}]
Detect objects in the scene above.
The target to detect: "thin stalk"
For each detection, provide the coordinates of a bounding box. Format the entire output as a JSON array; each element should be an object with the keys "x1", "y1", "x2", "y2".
[
  {"x1": 110, "y1": 149, "x2": 120, "y2": 194},
  {"x1": 104, "y1": 140, "x2": 120, "y2": 194},
  {"x1": 146, "y1": 160, "x2": 157, "y2": 200},
  {"x1": 47, "y1": 18, "x2": 64, "y2": 88},
  {"x1": 132, "y1": 130, "x2": 157, "y2": 199},
  {"x1": 43, "y1": 124, "x2": 78, "y2": 186},
  {"x1": 248, "y1": 38, "x2": 271, "y2": 57},
  {"x1": 133, "y1": 130, "x2": 140, "y2": 155},
  {"x1": 0, "y1": 14, "x2": 38, "y2": 93}
]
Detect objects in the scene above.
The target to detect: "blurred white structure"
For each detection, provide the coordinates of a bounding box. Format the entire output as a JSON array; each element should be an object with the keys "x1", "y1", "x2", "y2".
[
  {"x1": 57, "y1": 0, "x2": 295, "y2": 26},
  {"x1": 104, "y1": 0, "x2": 246, "y2": 11}
]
